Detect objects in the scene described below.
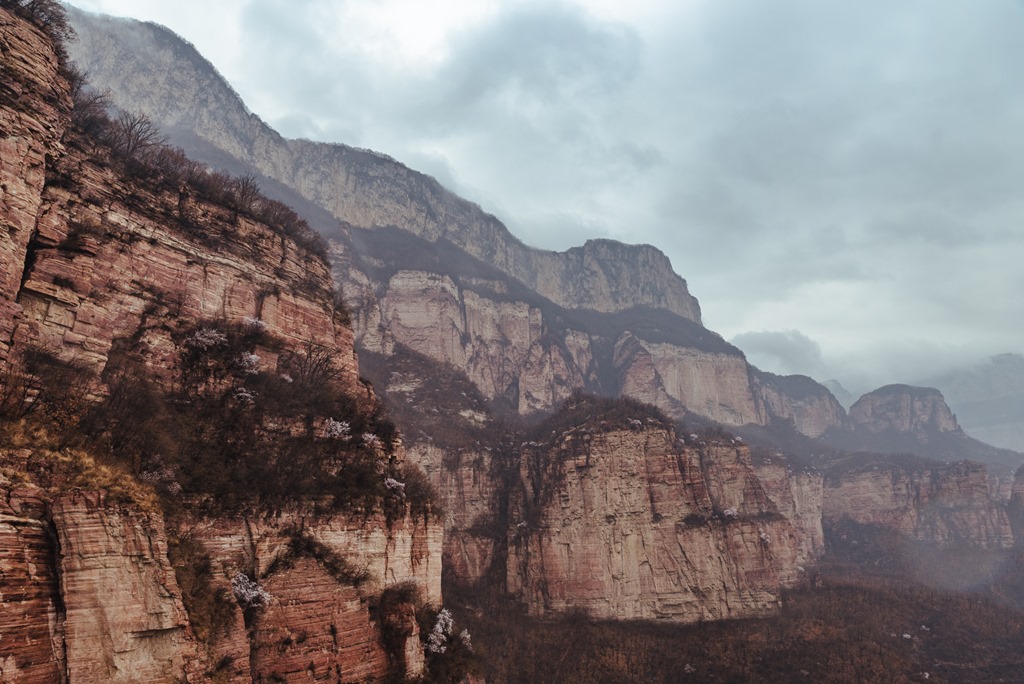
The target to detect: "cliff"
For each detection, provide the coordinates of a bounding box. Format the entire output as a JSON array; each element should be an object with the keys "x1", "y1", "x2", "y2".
[
  {"x1": 64, "y1": 7, "x2": 702, "y2": 323},
  {"x1": 505, "y1": 420, "x2": 823, "y2": 621},
  {"x1": 824, "y1": 384, "x2": 1021, "y2": 466},
  {"x1": 0, "y1": 447, "x2": 440, "y2": 683},
  {"x1": 849, "y1": 384, "x2": 960, "y2": 434},
  {"x1": 0, "y1": 1, "x2": 69, "y2": 363},
  {"x1": 0, "y1": 6, "x2": 440, "y2": 681},
  {"x1": 822, "y1": 454, "x2": 1015, "y2": 549}
]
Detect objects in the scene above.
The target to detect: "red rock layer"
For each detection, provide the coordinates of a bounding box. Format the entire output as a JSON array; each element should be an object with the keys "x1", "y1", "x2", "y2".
[
  {"x1": 0, "y1": 470, "x2": 64, "y2": 684},
  {"x1": 52, "y1": 492, "x2": 199, "y2": 682},
  {"x1": 824, "y1": 460, "x2": 1015, "y2": 548},
  {"x1": 253, "y1": 557, "x2": 390, "y2": 682},
  {"x1": 507, "y1": 427, "x2": 822, "y2": 622},
  {"x1": 0, "y1": 6, "x2": 70, "y2": 362}
]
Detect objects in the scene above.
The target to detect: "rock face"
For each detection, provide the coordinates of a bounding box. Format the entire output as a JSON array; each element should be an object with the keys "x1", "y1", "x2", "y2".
[
  {"x1": 753, "y1": 370, "x2": 851, "y2": 438},
  {"x1": 823, "y1": 457, "x2": 1015, "y2": 549},
  {"x1": 0, "y1": 5, "x2": 70, "y2": 363},
  {"x1": 0, "y1": 449, "x2": 440, "y2": 684},
  {"x1": 184, "y1": 511, "x2": 440, "y2": 683},
  {"x1": 52, "y1": 492, "x2": 199, "y2": 683},
  {"x1": 410, "y1": 442, "x2": 501, "y2": 586},
  {"x1": 10, "y1": 140, "x2": 359, "y2": 398},
  {"x1": 0, "y1": 466, "x2": 64, "y2": 684},
  {"x1": 849, "y1": 385, "x2": 960, "y2": 434},
  {"x1": 825, "y1": 384, "x2": 1020, "y2": 466},
  {"x1": 506, "y1": 424, "x2": 823, "y2": 621},
  {"x1": 0, "y1": 8, "x2": 440, "y2": 681}
]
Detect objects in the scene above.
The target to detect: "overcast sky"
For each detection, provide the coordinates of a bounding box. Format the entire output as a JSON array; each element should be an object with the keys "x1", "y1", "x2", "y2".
[{"x1": 70, "y1": 0, "x2": 1024, "y2": 394}]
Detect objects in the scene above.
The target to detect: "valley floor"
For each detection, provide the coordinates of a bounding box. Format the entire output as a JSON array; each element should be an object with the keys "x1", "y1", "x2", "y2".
[{"x1": 455, "y1": 539, "x2": 1024, "y2": 684}]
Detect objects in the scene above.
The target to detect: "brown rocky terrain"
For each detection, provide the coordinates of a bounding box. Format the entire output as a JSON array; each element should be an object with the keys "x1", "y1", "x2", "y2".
[
  {"x1": 506, "y1": 419, "x2": 823, "y2": 621},
  {"x1": 0, "y1": 5, "x2": 440, "y2": 681},
  {"x1": 822, "y1": 454, "x2": 1015, "y2": 549}
]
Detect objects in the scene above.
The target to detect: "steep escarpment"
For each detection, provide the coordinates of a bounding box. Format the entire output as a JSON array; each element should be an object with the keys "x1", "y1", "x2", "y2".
[
  {"x1": 505, "y1": 415, "x2": 823, "y2": 621},
  {"x1": 0, "y1": 2, "x2": 70, "y2": 363},
  {"x1": 752, "y1": 370, "x2": 850, "y2": 439},
  {"x1": 61, "y1": 6, "x2": 875, "y2": 442},
  {"x1": 0, "y1": 5, "x2": 441, "y2": 681},
  {"x1": 65, "y1": 7, "x2": 701, "y2": 323},
  {"x1": 822, "y1": 453, "x2": 1015, "y2": 549}
]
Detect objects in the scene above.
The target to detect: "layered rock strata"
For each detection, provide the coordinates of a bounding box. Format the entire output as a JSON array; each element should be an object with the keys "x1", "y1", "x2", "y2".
[
  {"x1": 850, "y1": 384, "x2": 960, "y2": 434},
  {"x1": 65, "y1": 7, "x2": 702, "y2": 323},
  {"x1": 506, "y1": 425, "x2": 823, "y2": 621},
  {"x1": 64, "y1": 9, "x2": 863, "y2": 434},
  {"x1": 0, "y1": 8, "x2": 440, "y2": 680},
  {"x1": 823, "y1": 458, "x2": 1015, "y2": 549},
  {"x1": 0, "y1": 6, "x2": 70, "y2": 362}
]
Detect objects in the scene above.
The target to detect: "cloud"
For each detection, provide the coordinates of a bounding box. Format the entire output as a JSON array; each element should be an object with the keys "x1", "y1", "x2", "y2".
[{"x1": 730, "y1": 330, "x2": 825, "y2": 377}]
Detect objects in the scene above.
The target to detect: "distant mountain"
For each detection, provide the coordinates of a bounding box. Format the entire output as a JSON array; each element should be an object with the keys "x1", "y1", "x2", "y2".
[
  {"x1": 821, "y1": 384, "x2": 1021, "y2": 466},
  {"x1": 822, "y1": 379, "x2": 855, "y2": 409}
]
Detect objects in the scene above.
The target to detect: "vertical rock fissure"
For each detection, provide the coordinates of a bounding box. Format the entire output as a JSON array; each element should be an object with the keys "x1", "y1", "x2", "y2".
[{"x1": 44, "y1": 510, "x2": 70, "y2": 684}]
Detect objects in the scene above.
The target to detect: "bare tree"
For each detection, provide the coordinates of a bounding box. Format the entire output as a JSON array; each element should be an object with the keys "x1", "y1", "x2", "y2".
[
  {"x1": 109, "y1": 110, "x2": 166, "y2": 158},
  {"x1": 231, "y1": 174, "x2": 262, "y2": 213}
]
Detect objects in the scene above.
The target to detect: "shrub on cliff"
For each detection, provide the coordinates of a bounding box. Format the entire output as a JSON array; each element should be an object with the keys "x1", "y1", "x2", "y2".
[{"x1": 1, "y1": 0, "x2": 73, "y2": 63}]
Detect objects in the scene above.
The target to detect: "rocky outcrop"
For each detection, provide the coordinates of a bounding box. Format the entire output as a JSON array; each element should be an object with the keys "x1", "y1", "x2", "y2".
[
  {"x1": 0, "y1": 7, "x2": 441, "y2": 680},
  {"x1": 0, "y1": 449, "x2": 440, "y2": 683},
  {"x1": 410, "y1": 442, "x2": 502, "y2": 585},
  {"x1": 0, "y1": 467, "x2": 63, "y2": 684},
  {"x1": 52, "y1": 492, "x2": 199, "y2": 683},
  {"x1": 849, "y1": 385, "x2": 960, "y2": 434},
  {"x1": 823, "y1": 457, "x2": 1015, "y2": 549},
  {"x1": 506, "y1": 424, "x2": 823, "y2": 621},
  {"x1": 186, "y1": 511, "x2": 439, "y2": 683},
  {"x1": 752, "y1": 370, "x2": 850, "y2": 438},
  {"x1": 0, "y1": 5, "x2": 70, "y2": 362},
  {"x1": 614, "y1": 334, "x2": 763, "y2": 426},
  {"x1": 824, "y1": 384, "x2": 1020, "y2": 466},
  {"x1": 7, "y1": 140, "x2": 359, "y2": 397}
]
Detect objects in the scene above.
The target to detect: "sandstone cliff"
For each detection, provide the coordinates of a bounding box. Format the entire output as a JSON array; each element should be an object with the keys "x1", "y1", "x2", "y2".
[
  {"x1": 822, "y1": 454, "x2": 1015, "y2": 549},
  {"x1": 505, "y1": 419, "x2": 823, "y2": 621},
  {"x1": 0, "y1": 6, "x2": 441, "y2": 680},
  {"x1": 0, "y1": 447, "x2": 440, "y2": 683},
  {"x1": 0, "y1": 2, "x2": 69, "y2": 363},
  {"x1": 824, "y1": 384, "x2": 1021, "y2": 466},
  {"x1": 849, "y1": 384, "x2": 960, "y2": 434},
  {"x1": 65, "y1": 7, "x2": 702, "y2": 324}
]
